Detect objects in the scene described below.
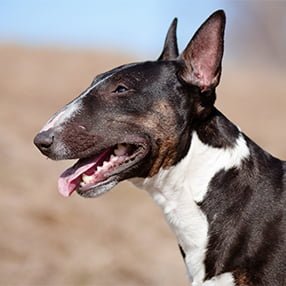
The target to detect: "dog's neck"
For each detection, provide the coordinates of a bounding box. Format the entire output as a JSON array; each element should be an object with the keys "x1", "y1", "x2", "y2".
[
  {"x1": 137, "y1": 109, "x2": 250, "y2": 203},
  {"x1": 132, "y1": 110, "x2": 250, "y2": 284}
]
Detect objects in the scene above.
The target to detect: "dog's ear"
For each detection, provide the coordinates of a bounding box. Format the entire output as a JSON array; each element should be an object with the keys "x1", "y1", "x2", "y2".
[
  {"x1": 158, "y1": 18, "x2": 179, "y2": 61},
  {"x1": 178, "y1": 10, "x2": 225, "y2": 92}
]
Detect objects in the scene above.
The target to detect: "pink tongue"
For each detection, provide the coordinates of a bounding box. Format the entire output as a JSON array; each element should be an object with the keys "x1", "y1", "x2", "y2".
[
  {"x1": 57, "y1": 148, "x2": 112, "y2": 197},
  {"x1": 58, "y1": 161, "x2": 97, "y2": 197}
]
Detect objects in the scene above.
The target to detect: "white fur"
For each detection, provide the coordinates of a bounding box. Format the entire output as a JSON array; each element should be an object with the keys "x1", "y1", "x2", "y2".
[
  {"x1": 185, "y1": 132, "x2": 250, "y2": 203},
  {"x1": 202, "y1": 272, "x2": 235, "y2": 286},
  {"x1": 40, "y1": 100, "x2": 81, "y2": 132},
  {"x1": 41, "y1": 74, "x2": 113, "y2": 132},
  {"x1": 132, "y1": 131, "x2": 249, "y2": 285}
]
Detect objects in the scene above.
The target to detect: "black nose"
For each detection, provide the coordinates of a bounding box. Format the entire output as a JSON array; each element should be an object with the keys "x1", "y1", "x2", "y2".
[{"x1": 34, "y1": 130, "x2": 54, "y2": 154}]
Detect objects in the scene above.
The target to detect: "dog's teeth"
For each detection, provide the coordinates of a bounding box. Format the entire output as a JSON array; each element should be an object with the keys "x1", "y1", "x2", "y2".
[
  {"x1": 80, "y1": 181, "x2": 86, "y2": 187},
  {"x1": 82, "y1": 174, "x2": 93, "y2": 184},
  {"x1": 114, "y1": 144, "x2": 127, "y2": 156},
  {"x1": 110, "y1": 154, "x2": 116, "y2": 160},
  {"x1": 103, "y1": 161, "x2": 109, "y2": 168},
  {"x1": 97, "y1": 166, "x2": 103, "y2": 172}
]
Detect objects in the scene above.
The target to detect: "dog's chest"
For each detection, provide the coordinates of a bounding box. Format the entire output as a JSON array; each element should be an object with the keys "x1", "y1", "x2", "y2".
[
  {"x1": 132, "y1": 131, "x2": 250, "y2": 284},
  {"x1": 150, "y1": 183, "x2": 209, "y2": 283}
]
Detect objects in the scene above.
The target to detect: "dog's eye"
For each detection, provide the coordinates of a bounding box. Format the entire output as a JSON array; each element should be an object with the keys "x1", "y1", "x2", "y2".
[{"x1": 113, "y1": 85, "x2": 128, "y2": 93}]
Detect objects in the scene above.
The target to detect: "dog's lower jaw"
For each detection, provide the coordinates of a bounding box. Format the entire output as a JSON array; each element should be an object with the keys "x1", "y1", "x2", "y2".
[{"x1": 77, "y1": 176, "x2": 119, "y2": 198}]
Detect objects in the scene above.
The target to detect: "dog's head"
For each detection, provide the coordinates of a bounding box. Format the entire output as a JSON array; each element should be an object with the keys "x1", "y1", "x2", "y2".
[{"x1": 34, "y1": 10, "x2": 225, "y2": 198}]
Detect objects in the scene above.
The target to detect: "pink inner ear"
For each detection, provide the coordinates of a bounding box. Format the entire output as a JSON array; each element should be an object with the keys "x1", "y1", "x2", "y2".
[{"x1": 180, "y1": 10, "x2": 225, "y2": 91}]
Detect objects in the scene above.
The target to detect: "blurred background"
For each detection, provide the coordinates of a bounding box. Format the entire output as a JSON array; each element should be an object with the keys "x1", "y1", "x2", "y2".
[{"x1": 0, "y1": 1, "x2": 285, "y2": 285}]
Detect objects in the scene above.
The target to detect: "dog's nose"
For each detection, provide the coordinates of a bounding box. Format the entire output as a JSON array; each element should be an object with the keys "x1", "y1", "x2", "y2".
[{"x1": 34, "y1": 130, "x2": 54, "y2": 154}]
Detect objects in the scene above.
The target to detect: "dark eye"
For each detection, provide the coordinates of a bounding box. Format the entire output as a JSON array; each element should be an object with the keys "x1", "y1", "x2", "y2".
[{"x1": 113, "y1": 85, "x2": 128, "y2": 93}]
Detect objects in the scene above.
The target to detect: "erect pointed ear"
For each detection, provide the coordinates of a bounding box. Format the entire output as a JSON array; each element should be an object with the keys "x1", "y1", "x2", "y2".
[
  {"x1": 158, "y1": 18, "x2": 179, "y2": 61},
  {"x1": 179, "y1": 10, "x2": 226, "y2": 92}
]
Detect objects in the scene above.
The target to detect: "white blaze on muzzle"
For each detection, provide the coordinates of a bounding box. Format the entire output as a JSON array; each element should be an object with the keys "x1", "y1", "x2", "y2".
[
  {"x1": 40, "y1": 98, "x2": 82, "y2": 132},
  {"x1": 40, "y1": 72, "x2": 116, "y2": 132}
]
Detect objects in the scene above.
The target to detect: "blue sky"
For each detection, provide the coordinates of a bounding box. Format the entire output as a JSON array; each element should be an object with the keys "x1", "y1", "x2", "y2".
[{"x1": 0, "y1": 0, "x2": 237, "y2": 56}]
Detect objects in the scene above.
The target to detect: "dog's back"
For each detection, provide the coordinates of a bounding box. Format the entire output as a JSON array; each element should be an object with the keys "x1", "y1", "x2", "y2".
[{"x1": 199, "y1": 115, "x2": 286, "y2": 285}]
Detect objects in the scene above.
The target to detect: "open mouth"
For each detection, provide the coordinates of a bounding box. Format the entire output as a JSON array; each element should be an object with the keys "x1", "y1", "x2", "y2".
[{"x1": 58, "y1": 143, "x2": 148, "y2": 198}]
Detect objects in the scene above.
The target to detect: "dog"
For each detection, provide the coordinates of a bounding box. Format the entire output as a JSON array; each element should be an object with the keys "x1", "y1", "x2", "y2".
[{"x1": 34, "y1": 10, "x2": 286, "y2": 286}]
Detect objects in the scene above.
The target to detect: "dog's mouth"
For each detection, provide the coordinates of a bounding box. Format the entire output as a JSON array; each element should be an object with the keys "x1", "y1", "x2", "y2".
[{"x1": 58, "y1": 142, "x2": 149, "y2": 198}]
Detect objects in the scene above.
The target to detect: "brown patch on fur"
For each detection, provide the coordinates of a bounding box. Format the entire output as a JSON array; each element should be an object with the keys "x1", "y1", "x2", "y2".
[
  {"x1": 109, "y1": 100, "x2": 182, "y2": 177},
  {"x1": 148, "y1": 136, "x2": 178, "y2": 177},
  {"x1": 233, "y1": 270, "x2": 253, "y2": 286},
  {"x1": 133, "y1": 100, "x2": 180, "y2": 177},
  {"x1": 142, "y1": 101, "x2": 176, "y2": 131}
]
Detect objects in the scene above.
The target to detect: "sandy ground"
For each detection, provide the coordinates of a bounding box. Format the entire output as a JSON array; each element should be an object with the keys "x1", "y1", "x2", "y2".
[{"x1": 0, "y1": 44, "x2": 285, "y2": 286}]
